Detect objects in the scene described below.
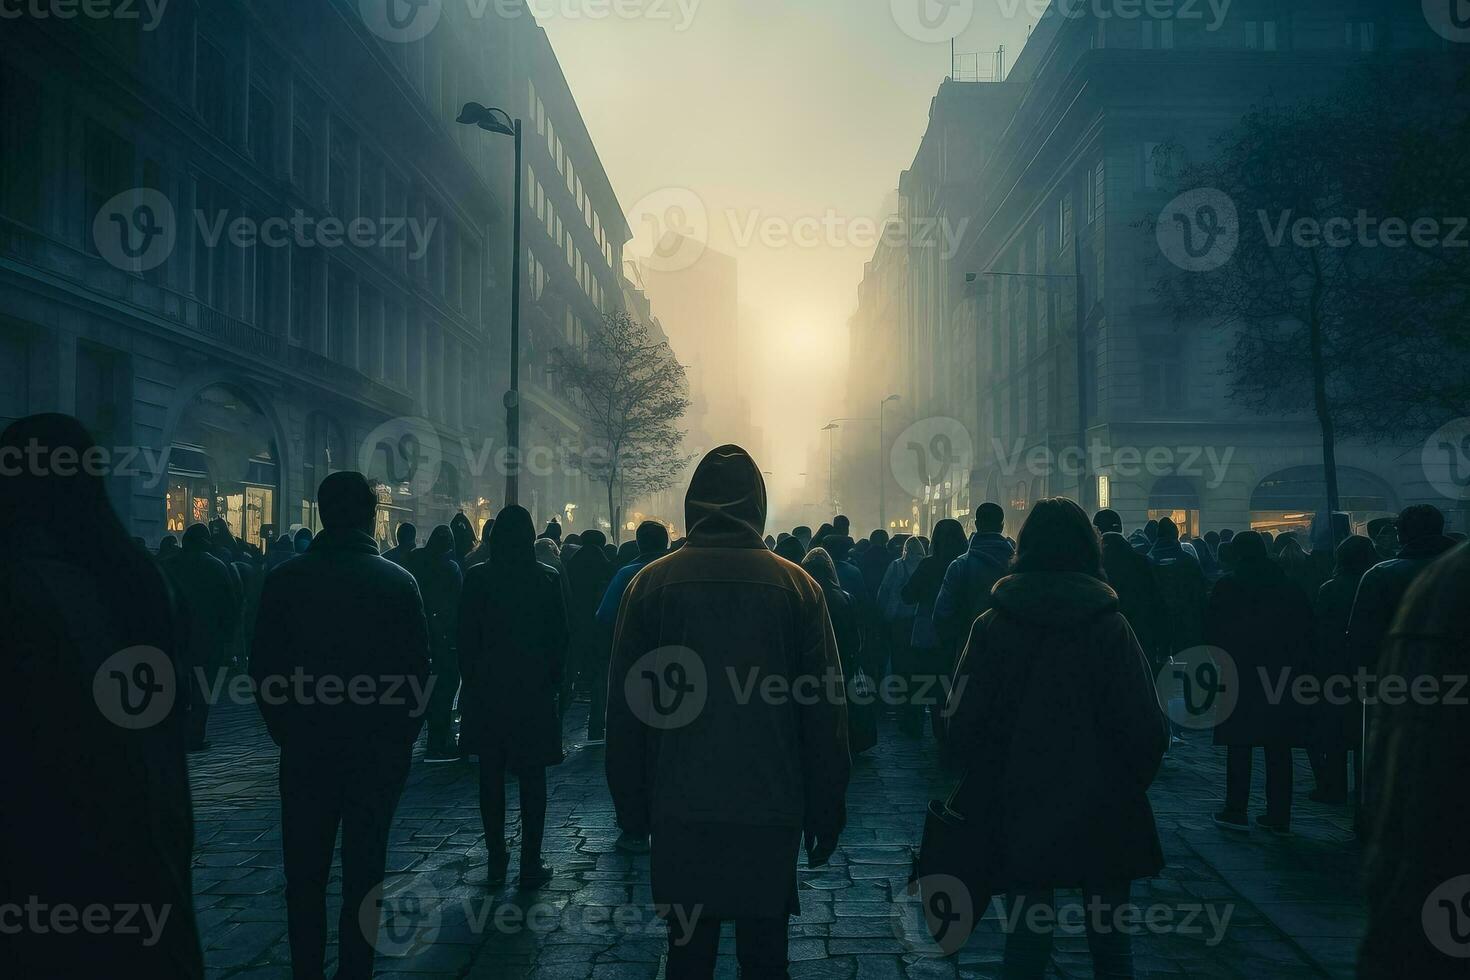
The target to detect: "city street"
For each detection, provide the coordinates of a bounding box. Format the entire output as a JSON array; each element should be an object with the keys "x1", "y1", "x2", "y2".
[{"x1": 190, "y1": 700, "x2": 1363, "y2": 979}]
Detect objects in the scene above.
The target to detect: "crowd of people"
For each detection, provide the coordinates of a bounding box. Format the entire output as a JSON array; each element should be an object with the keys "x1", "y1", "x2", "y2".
[{"x1": 4, "y1": 413, "x2": 1467, "y2": 979}]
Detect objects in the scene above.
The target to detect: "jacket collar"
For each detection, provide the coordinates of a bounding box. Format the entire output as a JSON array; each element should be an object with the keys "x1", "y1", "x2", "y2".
[{"x1": 309, "y1": 527, "x2": 381, "y2": 556}]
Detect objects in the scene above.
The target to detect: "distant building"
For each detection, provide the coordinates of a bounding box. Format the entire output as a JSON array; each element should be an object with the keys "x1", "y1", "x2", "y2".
[{"x1": 848, "y1": 1, "x2": 1460, "y2": 538}]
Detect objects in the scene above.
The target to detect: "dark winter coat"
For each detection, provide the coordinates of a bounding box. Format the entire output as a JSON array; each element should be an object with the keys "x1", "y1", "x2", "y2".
[
  {"x1": 1359, "y1": 544, "x2": 1470, "y2": 979},
  {"x1": 1102, "y1": 533, "x2": 1167, "y2": 672},
  {"x1": 1311, "y1": 571, "x2": 1367, "y2": 753},
  {"x1": 565, "y1": 532, "x2": 614, "y2": 669},
  {"x1": 250, "y1": 528, "x2": 430, "y2": 749},
  {"x1": 166, "y1": 524, "x2": 242, "y2": 675},
  {"x1": 606, "y1": 445, "x2": 850, "y2": 918},
  {"x1": 406, "y1": 528, "x2": 463, "y2": 654},
  {"x1": 1149, "y1": 541, "x2": 1207, "y2": 658},
  {"x1": 457, "y1": 509, "x2": 568, "y2": 770},
  {"x1": 1345, "y1": 535, "x2": 1459, "y2": 674},
  {"x1": 945, "y1": 572, "x2": 1167, "y2": 892},
  {"x1": 1204, "y1": 559, "x2": 1316, "y2": 748},
  {"x1": 933, "y1": 532, "x2": 1015, "y2": 647}
]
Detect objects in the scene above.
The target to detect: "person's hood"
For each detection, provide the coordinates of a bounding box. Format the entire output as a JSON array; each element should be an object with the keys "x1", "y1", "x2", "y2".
[
  {"x1": 826, "y1": 535, "x2": 855, "y2": 563},
  {"x1": 991, "y1": 572, "x2": 1119, "y2": 627},
  {"x1": 684, "y1": 444, "x2": 767, "y2": 548},
  {"x1": 293, "y1": 528, "x2": 313, "y2": 553},
  {"x1": 489, "y1": 505, "x2": 536, "y2": 567},
  {"x1": 966, "y1": 531, "x2": 1015, "y2": 569},
  {"x1": 422, "y1": 525, "x2": 455, "y2": 559},
  {"x1": 182, "y1": 523, "x2": 213, "y2": 553}
]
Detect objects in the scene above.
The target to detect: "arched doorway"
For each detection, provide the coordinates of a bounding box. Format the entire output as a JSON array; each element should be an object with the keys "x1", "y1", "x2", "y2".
[
  {"x1": 165, "y1": 385, "x2": 280, "y2": 549},
  {"x1": 1148, "y1": 476, "x2": 1200, "y2": 538},
  {"x1": 1250, "y1": 466, "x2": 1397, "y2": 537}
]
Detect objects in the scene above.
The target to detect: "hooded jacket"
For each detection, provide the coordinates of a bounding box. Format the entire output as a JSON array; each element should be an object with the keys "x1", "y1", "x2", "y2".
[
  {"x1": 946, "y1": 571, "x2": 1167, "y2": 891},
  {"x1": 606, "y1": 446, "x2": 851, "y2": 913},
  {"x1": 933, "y1": 532, "x2": 1015, "y2": 647}
]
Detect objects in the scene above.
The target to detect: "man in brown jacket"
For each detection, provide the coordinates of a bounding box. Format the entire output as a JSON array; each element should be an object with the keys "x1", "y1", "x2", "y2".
[{"x1": 606, "y1": 445, "x2": 851, "y2": 978}]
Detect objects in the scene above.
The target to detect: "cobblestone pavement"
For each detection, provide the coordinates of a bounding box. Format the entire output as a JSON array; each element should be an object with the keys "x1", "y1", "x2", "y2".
[{"x1": 189, "y1": 697, "x2": 1363, "y2": 979}]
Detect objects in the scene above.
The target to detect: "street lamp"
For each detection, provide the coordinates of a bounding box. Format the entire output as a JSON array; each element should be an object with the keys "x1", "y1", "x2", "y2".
[
  {"x1": 457, "y1": 101, "x2": 523, "y2": 506},
  {"x1": 821, "y1": 423, "x2": 839, "y2": 514},
  {"x1": 879, "y1": 394, "x2": 901, "y2": 531}
]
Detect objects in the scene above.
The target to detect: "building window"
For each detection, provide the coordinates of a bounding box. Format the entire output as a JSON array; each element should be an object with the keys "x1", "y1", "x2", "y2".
[
  {"x1": 248, "y1": 85, "x2": 276, "y2": 170},
  {"x1": 195, "y1": 37, "x2": 237, "y2": 140},
  {"x1": 290, "y1": 246, "x2": 315, "y2": 345},
  {"x1": 1058, "y1": 194, "x2": 1073, "y2": 252},
  {"x1": 84, "y1": 120, "x2": 133, "y2": 253},
  {"x1": 1140, "y1": 335, "x2": 1185, "y2": 412},
  {"x1": 1, "y1": 69, "x2": 44, "y2": 227}
]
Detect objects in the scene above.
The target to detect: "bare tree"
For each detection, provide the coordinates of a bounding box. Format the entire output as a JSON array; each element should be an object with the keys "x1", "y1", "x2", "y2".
[{"x1": 550, "y1": 310, "x2": 693, "y2": 543}]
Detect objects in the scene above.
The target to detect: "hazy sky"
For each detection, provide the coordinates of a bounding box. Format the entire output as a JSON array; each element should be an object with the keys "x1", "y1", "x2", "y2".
[{"x1": 539, "y1": 0, "x2": 1040, "y2": 518}]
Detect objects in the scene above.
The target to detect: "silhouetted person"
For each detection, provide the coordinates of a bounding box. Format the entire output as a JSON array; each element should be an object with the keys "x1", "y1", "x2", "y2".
[
  {"x1": 382, "y1": 521, "x2": 417, "y2": 566},
  {"x1": 1149, "y1": 517, "x2": 1207, "y2": 666},
  {"x1": 458, "y1": 506, "x2": 567, "y2": 887},
  {"x1": 597, "y1": 521, "x2": 671, "y2": 627},
  {"x1": 167, "y1": 522, "x2": 241, "y2": 751},
  {"x1": 774, "y1": 534, "x2": 806, "y2": 565},
  {"x1": 877, "y1": 535, "x2": 927, "y2": 736},
  {"x1": 450, "y1": 512, "x2": 477, "y2": 567},
  {"x1": 565, "y1": 528, "x2": 614, "y2": 739},
  {"x1": 1206, "y1": 531, "x2": 1314, "y2": 834},
  {"x1": 833, "y1": 514, "x2": 850, "y2": 537},
  {"x1": 1092, "y1": 508, "x2": 1123, "y2": 535},
  {"x1": 944, "y1": 497, "x2": 1167, "y2": 977},
  {"x1": 157, "y1": 533, "x2": 180, "y2": 560},
  {"x1": 541, "y1": 517, "x2": 562, "y2": 543},
  {"x1": 1, "y1": 414, "x2": 203, "y2": 977},
  {"x1": 933, "y1": 503, "x2": 1014, "y2": 649},
  {"x1": 464, "y1": 519, "x2": 495, "y2": 570},
  {"x1": 1101, "y1": 532, "x2": 1166, "y2": 674},
  {"x1": 1358, "y1": 543, "x2": 1469, "y2": 979},
  {"x1": 607, "y1": 446, "x2": 850, "y2": 977},
  {"x1": 1347, "y1": 505, "x2": 1455, "y2": 676},
  {"x1": 902, "y1": 519, "x2": 968, "y2": 740},
  {"x1": 293, "y1": 526, "x2": 313, "y2": 556},
  {"x1": 250, "y1": 472, "x2": 430, "y2": 980},
  {"x1": 408, "y1": 526, "x2": 464, "y2": 761},
  {"x1": 792, "y1": 525, "x2": 813, "y2": 551},
  {"x1": 1308, "y1": 535, "x2": 1379, "y2": 805},
  {"x1": 802, "y1": 547, "x2": 871, "y2": 754}
]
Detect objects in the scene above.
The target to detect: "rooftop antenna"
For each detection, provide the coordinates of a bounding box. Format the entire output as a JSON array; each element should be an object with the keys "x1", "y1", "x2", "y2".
[{"x1": 950, "y1": 37, "x2": 956, "y2": 80}]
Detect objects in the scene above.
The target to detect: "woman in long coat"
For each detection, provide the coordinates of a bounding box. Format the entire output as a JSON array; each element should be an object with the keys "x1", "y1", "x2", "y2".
[
  {"x1": 1206, "y1": 531, "x2": 1316, "y2": 834},
  {"x1": 945, "y1": 498, "x2": 1167, "y2": 977},
  {"x1": 458, "y1": 506, "x2": 568, "y2": 887}
]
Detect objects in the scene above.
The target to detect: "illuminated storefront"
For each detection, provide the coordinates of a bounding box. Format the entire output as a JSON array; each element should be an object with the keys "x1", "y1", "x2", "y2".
[
  {"x1": 1250, "y1": 466, "x2": 1397, "y2": 538},
  {"x1": 165, "y1": 385, "x2": 280, "y2": 549}
]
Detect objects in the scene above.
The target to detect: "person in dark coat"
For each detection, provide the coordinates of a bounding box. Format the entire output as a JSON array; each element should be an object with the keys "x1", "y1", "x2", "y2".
[
  {"x1": 564, "y1": 528, "x2": 615, "y2": 737},
  {"x1": 606, "y1": 446, "x2": 851, "y2": 978},
  {"x1": 902, "y1": 519, "x2": 968, "y2": 740},
  {"x1": 774, "y1": 534, "x2": 806, "y2": 565},
  {"x1": 801, "y1": 547, "x2": 869, "y2": 753},
  {"x1": 250, "y1": 472, "x2": 430, "y2": 980},
  {"x1": 1307, "y1": 535, "x2": 1379, "y2": 805},
  {"x1": 945, "y1": 497, "x2": 1167, "y2": 977},
  {"x1": 933, "y1": 503, "x2": 1015, "y2": 650},
  {"x1": 1358, "y1": 543, "x2": 1469, "y2": 979},
  {"x1": 1205, "y1": 531, "x2": 1315, "y2": 834},
  {"x1": 167, "y1": 522, "x2": 241, "y2": 751},
  {"x1": 265, "y1": 532, "x2": 293, "y2": 572},
  {"x1": 1346, "y1": 505, "x2": 1456, "y2": 677},
  {"x1": 463, "y1": 519, "x2": 495, "y2": 570},
  {"x1": 541, "y1": 518, "x2": 562, "y2": 543},
  {"x1": 1149, "y1": 517, "x2": 1207, "y2": 665},
  {"x1": 382, "y1": 521, "x2": 417, "y2": 567},
  {"x1": 407, "y1": 526, "x2": 464, "y2": 760},
  {"x1": 292, "y1": 526, "x2": 313, "y2": 556},
  {"x1": 1, "y1": 414, "x2": 203, "y2": 978},
  {"x1": 1101, "y1": 532, "x2": 1167, "y2": 674},
  {"x1": 450, "y1": 512, "x2": 477, "y2": 567},
  {"x1": 877, "y1": 535, "x2": 927, "y2": 735},
  {"x1": 157, "y1": 533, "x2": 180, "y2": 560},
  {"x1": 458, "y1": 506, "x2": 567, "y2": 886},
  {"x1": 823, "y1": 535, "x2": 869, "y2": 635}
]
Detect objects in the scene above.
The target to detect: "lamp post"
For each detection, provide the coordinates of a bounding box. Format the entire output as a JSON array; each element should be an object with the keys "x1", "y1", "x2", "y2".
[
  {"x1": 821, "y1": 423, "x2": 839, "y2": 513},
  {"x1": 878, "y1": 394, "x2": 901, "y2": 531},
  {"x1": 456, "y1": 101, "x2": 523, "y2": 506}
]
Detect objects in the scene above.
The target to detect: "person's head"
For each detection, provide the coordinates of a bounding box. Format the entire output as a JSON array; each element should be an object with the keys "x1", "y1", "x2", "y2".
[
  {"x1": 792, "y1": 525, "x2": 812, "y2": 548},
  {"x1": 1159, "y1": 517, "x2": 1183, "y2": 545},
  {"x1": 1229, "y1": 530, "x2": 1270, "y2": 566},
  {"x1": 854, "y1": 538, "x2": 871, "y2": 556},
  {"x1": 580, "y1": 529, "x2": 607, "y2": 552},
  {"x1": 1219, "y1": 528, "x2": 1235, "y2": 544},
  {"x1": 534, "y1": 537, "x2": 561, "y2": 564},
  {"x1": 316, "y1": 472, "x2": 377, "y2": 533},
  {"x1": 833, "y1": 515, "x2": 850, "y2": 536},
  {"x1": 449, "y1": 513, "x2": 476, "y2": 555},
  {"x1": 1143, "y1": 520, "x2": 1160, "y2": 542},
  {"x1": 901, "y1": 535, "x2": 927, "y2": 561},
  {"x1": 488, "y1": 505, "x2": 536, "y2": 566},
  {"x1": 182, "y1": 523, "x2": 213, "y2": 552},
  {"x1": 1398, "y1": 504, "x2": 1446, "y2": 545},
  {"x1": 825, "y1": 534, "x2": 854, "y2": 564},
  {"x1": 774, "y1": 535, "x2": 806, "y2": 565},
  {"x1": 1092, "y1": 509, "x2": 1123, "y2": 536},
  {"x1": 208, "y1": 516, "x2": 231, "y2": 543},
  {"x1": 811, "y1": 523, "x2": 835, "y2": 549},
  {"x1": 603, "y1": 543, "x2": 618, "y2": 560},
  {"x1": 565, "y1": 533, "x2": 582, "y2": 548},
  {"x1": 975, "y1": 502, "x2": 1005, "y2": 535},
  {"x1": 1334, "y1": 534, "x2": 1380, "y2": 580},
  {"x1": 800, "y1": 547, "x2": 840, "y2": 591},
  {"x1": 1216, "y1": 540, "x2": 1234, "y2": 569},
  {"x1": 869, "y1": 528, "x2": 889, "y2": 549},
  {"x1": 422, "y1": 524, "x2": 454, "y2": 558},
  {"x1": 616, "y1": 541, "x2": 640, "y2": 565},
  {"x1": 776, "y1": 531, "x2": 791, "y2": 545},
  {"x1": 635, "y1": 520, "x2": 670, "y2": 557},
  {"x1": 395, "y1": 522, "x2": 417, "y2": 548},
  {"x1": 543, "y1": 518, "x2": 562, "y2": 543},
  {"x1": 293, "y1": 527, "x2": 314, "y2": 552},
  {"x1": 1204, "y1": 530, "x2": 1221, "y2": 551},
  {"x1": 685, "y1": 444, "x2": 767, "y2": 540},
  {"x1": 931, "y1": 519, "x2": 968, "y2": 566},
  {"x1": 1012, "y1": 497, "x2": 1103, "y2": 579},
  {"x1": 157, "y1": 534, "x2": 179, "y2": 554},
  {"x1": 1277, "y1": 536, "x2": 1307, "y2": 564}
]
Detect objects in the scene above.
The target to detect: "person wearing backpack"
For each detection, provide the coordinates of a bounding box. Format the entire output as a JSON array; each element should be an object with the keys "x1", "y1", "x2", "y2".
[{"x1": 933, "y1": 503, "x2": 1014, "y2": 650}]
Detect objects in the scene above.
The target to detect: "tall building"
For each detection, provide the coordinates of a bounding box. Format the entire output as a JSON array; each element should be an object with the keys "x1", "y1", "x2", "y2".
[
  {"x1": 0, "y1": 0, "x2": 629, "y2": 547},
  {"x1": 848, "y1": 0, "x2": 1459, "y2": 539}
]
